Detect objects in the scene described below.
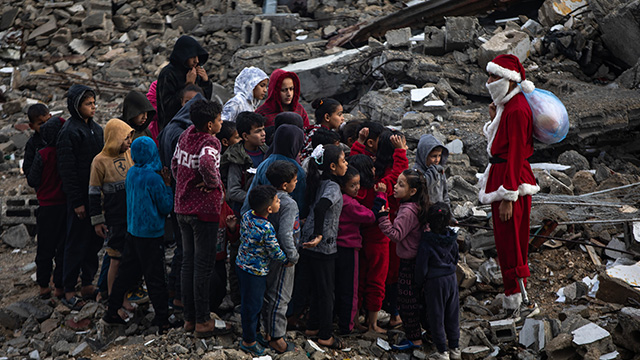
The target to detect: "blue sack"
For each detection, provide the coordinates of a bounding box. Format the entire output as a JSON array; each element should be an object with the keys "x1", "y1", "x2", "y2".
[{"x1": 522, "y1": 88, "x2": 569, "y2": 144}]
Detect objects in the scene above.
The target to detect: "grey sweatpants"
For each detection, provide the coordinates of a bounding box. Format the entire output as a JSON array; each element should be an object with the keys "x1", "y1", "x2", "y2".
[{"x1": 261, "y1": 261, "x2": 295, "y2": 338}]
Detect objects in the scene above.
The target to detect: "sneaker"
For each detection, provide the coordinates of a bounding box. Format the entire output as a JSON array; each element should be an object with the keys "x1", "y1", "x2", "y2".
[
  {"x1": 509, "y1": 302, "x2": 540, "y2": 323},
  {"x1": 428, "y1": 351, "x2": 450, "y2": 360},
  {"x1": 126, "y1": 287, "x2": 149, "y2": 304},
  {"x1": 450, "y1": 348, "x2": 461, "y2": 360}
]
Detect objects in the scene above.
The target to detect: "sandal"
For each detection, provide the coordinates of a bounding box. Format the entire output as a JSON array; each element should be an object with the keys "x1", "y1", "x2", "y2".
[
  {"x1": 392, "y1": 339, "x2": 421, "y2": 351},
  {"x1": 239, "y1": 341, "x2": 265, "y2": 356},
  {"x1": 61, "y1": 296, "x2": 86, "y2": 311},
  {"x1": 319, "y1": 336, "x2": 345, "y2": 350},
  {"x1": 256, "y1": 333, "x2": 269, "y2": 347},
  {"x1": 269, "y1": 340, "x2": 295, "y2": 354}
]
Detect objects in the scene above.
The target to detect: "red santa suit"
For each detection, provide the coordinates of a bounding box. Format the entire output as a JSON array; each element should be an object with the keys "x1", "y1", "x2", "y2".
[{"x1": 477, "y1": 55, "x2": 540, "y2": 309}]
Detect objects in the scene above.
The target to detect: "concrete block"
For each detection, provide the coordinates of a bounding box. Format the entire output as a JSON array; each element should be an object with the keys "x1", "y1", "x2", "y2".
[
  {"x1": 478, "y1": 258, "x2": 502, "y2": 285},
  {"x1": 1, "y1": 195, "x2": 39, "y2": 225},
  {"x1": 385, "y1": 27, "x2": 412, "y2": 48},
  {"x1": 490, "y1": 319, "x2": 517, "y2": 343},
  {"x1": 519, "y1": 318, "x2": 552, "y2": 351},
  {"x1": 445, "y1": 17, "x2": 480, "y2": 52},
  {"x1": 1, "y1": 223, "x2": 31, "y2": 248},
  {"x1": 423, "y1": 26, "x2": 445, "y2": 55},
  {"x1": 401, "y1": 112, "x2": 427, "y2": 129},
  {"x1": 461, "y1": 345, "x2": 491, "y2": 360},
  {"x1": 456, "y1": 261, "x2": 476, "y2": 289},
  {"x1": 478, "y1": 30, "x2": 530, "y2": 70}
]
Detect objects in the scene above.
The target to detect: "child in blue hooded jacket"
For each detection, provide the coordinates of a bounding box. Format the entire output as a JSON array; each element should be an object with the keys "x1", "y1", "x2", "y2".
[{"x1": 103, "y1": 136, "x2": 174, "y2": 332}]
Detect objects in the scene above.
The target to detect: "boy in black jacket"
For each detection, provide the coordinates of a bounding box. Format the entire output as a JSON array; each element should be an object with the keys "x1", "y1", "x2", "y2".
[
  {"x1": 57, "y1": 84, "x2": 104, "y2": 310},
  {"x1": 23, "y1": 104, "x2": 51, "y2": 176}
]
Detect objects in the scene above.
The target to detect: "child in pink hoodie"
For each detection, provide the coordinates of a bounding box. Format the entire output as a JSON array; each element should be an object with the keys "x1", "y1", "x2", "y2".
[
  {"x1": 335, "y1": 165, "x2": 386, "y2": 335},
  {"x1": 171, "y1": 99, "x2": 225, "y2": 338}
]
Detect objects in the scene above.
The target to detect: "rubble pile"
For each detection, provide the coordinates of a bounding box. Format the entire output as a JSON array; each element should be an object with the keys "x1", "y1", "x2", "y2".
[{"x1": 1, "y1": 0, "x2": 640, "y2": 359}]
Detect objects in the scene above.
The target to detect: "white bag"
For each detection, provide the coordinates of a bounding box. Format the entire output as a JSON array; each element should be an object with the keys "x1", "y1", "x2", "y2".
[{"x1": 523, "y1": 88, "x2": 569, "y2": 144}]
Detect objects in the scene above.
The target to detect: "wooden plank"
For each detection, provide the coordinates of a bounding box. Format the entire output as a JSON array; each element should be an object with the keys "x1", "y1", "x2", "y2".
[{"x1": 585, "y1": 245, "x2": 602, "y2": 266}]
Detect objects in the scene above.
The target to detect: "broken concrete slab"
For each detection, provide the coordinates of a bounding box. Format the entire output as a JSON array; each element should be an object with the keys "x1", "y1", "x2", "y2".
[
  {"x1": 456, "y1": 261, "x2": 477, "y2": 289},
  {"x1": 231, "y1": 39, "x2": 327, "y2": 74},
  {"x1": 28, "y1": 17, "x2": 57, "y2": 40},
  {"x1": 460, "y1": 345, "x2": 491, "y2": 360},
  {"x1": 572, "y1": 170, "x2": 597, "y2": 195},
  {"x1": 423, "y1": 26, "x2": 446, "y2": 55},
  {"x1": 447, "y1": 175, "x2": 479, "y2": 203},
  {"x1": 355, "y1": 89, "x2": 409, "y2": 126},
  {"x1": 571, "y1": 322, "x2": 616, "y2": 357},
  {"x1": 538, "y1": 0, "x2": 588, "y2": 27},
  {"x1": 445, "y1": 17, "x2": 480, "y2": 52},
  {"x1": 613, "y1": 307, "x2": 640, "y2": 353},
  {"x1": 597, "y1": 264, "x2": 640, "y2": 305},
  {"x1": 1, "y1": 223, "x2": 31, "y2": 248},
  {"x1": 545, "y1": 333, "x2": 576, "y2": 360},
  {"x1": 385, "y1": 27, "x2": 412, "y2": 48},
  {"x1": 490, "y1": 319, "x2": 517, "y2": 343},
  {"x1": 0, "y1": 8, "x2": 19, "y2": 31},
  {"x1": 519, "y1": 318, "x2": 552, "y2": 352},
  {"x1": 590, "y1": 0, "x2": 640, "y2": 68},
  {"x1": 478, "y1": 30, "x2": 531, "y2": 70}
]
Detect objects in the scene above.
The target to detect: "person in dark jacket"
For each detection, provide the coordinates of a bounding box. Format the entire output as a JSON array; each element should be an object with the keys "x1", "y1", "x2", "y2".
[
  {"x1": 26, "y1": 116, "x2": 66, "y2": 300},
  {"x1": 156, "y1": 36, "x2": 212, "y2": 130},
  {"x1": 23, "y1": 104, "x2": 51, "y2": 177},
  {"x1": 57, "y1": 84, "x2": 104, "y2": 310},
  {"x1": 415, "y1": 202, "x2": 460, "y2": 360},
  {"x1": 122, "y1": 90, "x2": 156, "y2": 140}
]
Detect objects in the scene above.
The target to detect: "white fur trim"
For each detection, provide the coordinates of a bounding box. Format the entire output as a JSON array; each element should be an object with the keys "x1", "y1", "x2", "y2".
[
  {"x1": 502, "y1": 293, "x2": 522, "y2": 310},
  {"x1": 519, "y1": 183, "x2": 540, "y2": 197},
  {"x1": 521, "y1": 80, "x2": 535, "y2": 94},
  {"x1": 482, "y1": 87, "x2": 521, "y2": 157},
  {"x1": 487, "y1": 61, "x2": 522, "y2": 83}
]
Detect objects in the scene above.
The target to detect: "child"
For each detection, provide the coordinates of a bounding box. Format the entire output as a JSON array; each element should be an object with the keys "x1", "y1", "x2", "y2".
[
  {"x1": 263, "y1": 161, "x2": 300, "y2": 354},
  {"x1": 339, "y1": 120, "x2": 362, "y2": 150},
  {"x1": 416, "y1": 203, "x2": 460, "y2": 360},
  {"x1": 256, "y1": 69, "x2": 309, "y2": 128},
  {"x1": 122, "y1": 90, "x2": 156, "y2": 140},
  {"x1": 301, "y1": 128, "x2": 341, "y2": 172},
  {"x1": 57, "y1": 84, "x2": 104, "y2": 309},
  {"x1": 350, "y1": 121, "x2": 385, "y2": 157},
  {"x1": 171, "y1": 99, "x2": 225, "y2": 338},
  {"x1": 102, "y1": 136, "x2": 174, "y2": 332},
  {"x1": 265, "y1": 111, "x2": 304, "y2": 149},
  {"x1": 377, "y1": 169, "x2": 429, "y2": 349},
  {"x1": 222, "y1": 66, "x2": 269, "y2": 122},
  {"x1": 240, "y1": 124, "x2": 306, "y2": 216},
  {"x1": 374, "y1": 130, "x2": 409, "y2": 329},
  {"x1": 23, "y1": 104, "x2": 51, "y2": 176},
  {"x1": 216, "y1": 121, "x2": 241, "y2": 153},
  {"x1": 26, "y1": 116, "x2": 66, "y2": 299},
  {"x1": 221, "y1": 111, "x2": 267, "y2": 213},
  {"x1": 157, "y1": 35, "x2": 212, "y2": 130},
  {"x1": 236, "y1": 185, "x2": 290, "y2": 356},
  {"x1": 299, "y1": 144, "x2": 347, "y2": 349},
  {"x1": 89, "y1": 119, "x2": 134, "y2": 302},
  {"x1": 301, "y1": 98, "x2": 344, "y2": 160},
  {"x1": 335, "y1": 165, "x2": 384, "y2": 335},
  {"x1": 414, "y1": 134, "x2": 452, "y2": 212}
]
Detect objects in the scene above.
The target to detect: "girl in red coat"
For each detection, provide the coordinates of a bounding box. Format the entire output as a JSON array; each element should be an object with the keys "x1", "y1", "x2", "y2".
[
  {"x1": 477, "y1": 54, "x2": 540, "y2": 321},
  {"x1": 256, "y1": 69, "x2": 309, "y2": 128}
]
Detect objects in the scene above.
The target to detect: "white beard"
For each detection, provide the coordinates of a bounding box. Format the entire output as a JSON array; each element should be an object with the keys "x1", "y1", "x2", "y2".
[{"x1": 486, "y1": 78, "x2": 510, "y2": 104}]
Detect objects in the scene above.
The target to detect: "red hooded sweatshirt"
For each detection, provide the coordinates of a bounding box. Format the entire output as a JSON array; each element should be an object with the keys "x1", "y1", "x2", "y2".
[
  {"x1": 256, "y1": 69, "x2": 309, "y2": 128},
  {"x1": 171, "y1": 125, "x2": 223, "y2": 222}
]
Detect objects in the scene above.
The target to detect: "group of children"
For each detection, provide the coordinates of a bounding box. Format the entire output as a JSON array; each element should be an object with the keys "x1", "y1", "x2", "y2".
[{"x1": 23, "y1": 34, "x2": 462, "y2": 360}]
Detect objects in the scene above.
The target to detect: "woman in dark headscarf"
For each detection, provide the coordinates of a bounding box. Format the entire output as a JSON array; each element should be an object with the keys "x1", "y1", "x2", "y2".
[{"x1": 240, "y1": 124, "x2": 307, "y2": 216}]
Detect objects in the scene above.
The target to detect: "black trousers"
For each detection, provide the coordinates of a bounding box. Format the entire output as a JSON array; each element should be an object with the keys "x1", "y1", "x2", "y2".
[
  {"x1": 424, "y1": 273, "x2": 460, "y2": 353},
  {"x1": 63, "y1": 203, "x2": 102, "y2": 293},
  {"x1": 299, "y1": 250, "x2": 336, "y2": 340},
  {"x1": 108, "y1": 233, "x2": 169, "y2": 325},
  {"x1": 334, "y1": 246, "x2": 359, "y2": 332},
  {"x1": 36, "y1": 204, "x2": 67, "y2": 289}
]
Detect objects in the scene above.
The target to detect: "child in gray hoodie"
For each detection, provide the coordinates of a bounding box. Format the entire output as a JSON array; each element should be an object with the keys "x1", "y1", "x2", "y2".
[{"x1": 413, "y1": 134, "x2": 451, "y2": 211}]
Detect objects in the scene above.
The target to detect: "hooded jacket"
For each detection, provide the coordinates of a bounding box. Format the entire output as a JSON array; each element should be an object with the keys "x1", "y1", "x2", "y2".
[
  {"x1": 156, "y1": 36, "x2": 212, "y2": 130},
  {"x1": 221, "y1": 67, "x2": 268, "y2": 122},
  {"x1": 171, "y1": 125, "x2": 223, "y2": 221},
  {"x1": 415, "y1": 228, "x2": 458, "y2": 288},
  {"x1": 378, "y1": 202, "x2": 423, "y2": 259},
  {"x1": 158, "y1": 92, "x2": 205, "y2": 171},
  {"x1": 122, "y1": 90, "x2": 155, "y2": 140},
  {"x1": 256, "y1": 69, "x2": 309, "y2": 128},
  {"x1": 23, "y1": 130, "x2": 45, "y2": 178},
  {"x1": 127, "y1": 136, "x2": 174, "y2": 238},
  {"x1": 57, "y1": 84, "x2": 104, "y2": 209},
  {"x1": 89, "y1": 119, "x2": 134, "y2": 226},
  {"x1": 240, "y1": 124, "x2": 307, "y2": 216},
  {"x1": 220, "y1": 140, "x2": 268, "y2": 212},
  {"x1": 26, "y1": 117, "x2": 66, "y2": 206},
  {"x1": 413, "y1": 134, "x2": 451, "y2": 209}
]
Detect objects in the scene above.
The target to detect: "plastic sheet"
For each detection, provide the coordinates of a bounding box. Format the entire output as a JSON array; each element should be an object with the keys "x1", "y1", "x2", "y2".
[{"x1": 523, "y1": 88, "x2": 569, "y2": 144}]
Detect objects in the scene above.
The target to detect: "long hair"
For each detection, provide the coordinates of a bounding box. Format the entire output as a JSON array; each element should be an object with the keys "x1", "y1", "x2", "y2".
[
  {"x1": 311, "y1": 98, "x2": 341, "y2": 125},
  {"x1": 374, "y1": 129, "x2": 403, "y2": 180},
  {"x1": 426, "y1": 202, "x2": 451, "y2": 235},
  {"x1": 400, "y1": 169, "x2": 430, "y2": 226},
  {"x1": 306, "y1": 144, "x2": 344, "y2": 206},
  {"x1": 347, "y1": 154, "x2": 375, "y2": 189}
]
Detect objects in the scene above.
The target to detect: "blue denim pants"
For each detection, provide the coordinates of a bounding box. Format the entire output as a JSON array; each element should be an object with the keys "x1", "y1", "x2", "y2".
[{"x1": 236, "y1": 265, "x2": 267, "y2": 344}]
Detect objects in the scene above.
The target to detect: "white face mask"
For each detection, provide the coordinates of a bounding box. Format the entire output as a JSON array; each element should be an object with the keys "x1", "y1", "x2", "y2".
[{"x1": 486, "y1": 77, "x2": 510, "y2": 104}]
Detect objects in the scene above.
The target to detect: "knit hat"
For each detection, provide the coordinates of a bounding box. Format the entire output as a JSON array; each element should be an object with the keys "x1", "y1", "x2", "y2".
[{"x1": 486, "y1": 54, "x2": 535, "y2": 93}]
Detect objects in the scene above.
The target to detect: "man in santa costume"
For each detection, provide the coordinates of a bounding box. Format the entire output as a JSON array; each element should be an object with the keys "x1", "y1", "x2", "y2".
[{"x1": 477, "y1": 54, "x2": 540, "y2": 321}]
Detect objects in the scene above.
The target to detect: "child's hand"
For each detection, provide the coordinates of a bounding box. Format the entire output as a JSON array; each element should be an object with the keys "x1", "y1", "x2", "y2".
[
  {"x1": 159, "y1": 167, "x2": 171, "y2": 186},
  {"x1": 94, "y1": 224, "x2": 108, "y2": 239},
  {"x1": 489, "y1": 102, "x2": 496, "y2": 119},
  {"x1": 74, "y1": 205, "x2": 86, "y2": 219},
  {"x1": 303, "y1": 235, "x2": 322, "y2": 249},
  {"x1": 357, "y1": 127, "x2": 369, "y2": 144},
  {"x1": 186, "y1": 67, "x2": 197, "y2": 84},
  {"x1": 195, "y1": 66, "x2": 208, "y2": 82},
  {"x1": 196, "y1": 182, "x2": 212, "y2": 193},
  {"x1": 226, "y1": 214, "x2": 238, "y2": 230},
  {"x1": 374, "y1": 182, "x2": 387, "y2": 193},
  {"x1": 390, "y1": 134, "x2": 408, "y2": 149}
]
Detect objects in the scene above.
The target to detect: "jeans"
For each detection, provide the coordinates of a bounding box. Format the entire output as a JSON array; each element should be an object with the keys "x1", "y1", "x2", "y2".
[
  {"x1": 236, "y1": 265, "x2": 267, "y2": 344},
  {"x1": 178, "y1": 214, "x2": 218, "y2": 323}
]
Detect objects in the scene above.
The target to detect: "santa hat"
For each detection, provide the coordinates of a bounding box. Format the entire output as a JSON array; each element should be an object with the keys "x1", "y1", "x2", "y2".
[{"x1": 486, "y1": 54, "x2": 535, "y2": 93}]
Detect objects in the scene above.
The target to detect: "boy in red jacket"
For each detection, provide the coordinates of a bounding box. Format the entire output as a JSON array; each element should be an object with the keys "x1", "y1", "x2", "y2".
[{"x1": 171, "y1": 99, "x2": 226, "y2": 338}]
